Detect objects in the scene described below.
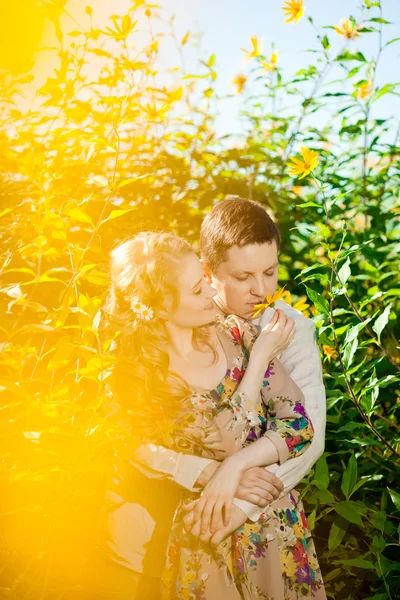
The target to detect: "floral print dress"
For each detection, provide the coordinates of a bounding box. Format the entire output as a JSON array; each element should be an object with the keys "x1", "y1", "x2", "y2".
[{"x1": 160, "y1": 315, "x2": 326, "y2": 600}]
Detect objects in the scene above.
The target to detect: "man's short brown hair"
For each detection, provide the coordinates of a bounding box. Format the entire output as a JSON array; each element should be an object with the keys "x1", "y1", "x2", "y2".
[{"x1": 200, "y1": 197, "x2": 281, "y2": 272}]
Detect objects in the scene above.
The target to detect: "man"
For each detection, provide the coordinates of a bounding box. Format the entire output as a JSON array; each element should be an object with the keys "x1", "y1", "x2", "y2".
[
  {"x1": 185, "y1": 196, "x2": 326, "y2": 542},
  {"x1": 99, "y1": 197, "x2": 326, "y2": 593}
]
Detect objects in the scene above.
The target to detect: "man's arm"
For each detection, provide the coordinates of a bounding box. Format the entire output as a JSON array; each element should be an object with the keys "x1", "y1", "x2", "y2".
[{"x1": 234, "y1": 303, "x2": 326, "y2": 521}]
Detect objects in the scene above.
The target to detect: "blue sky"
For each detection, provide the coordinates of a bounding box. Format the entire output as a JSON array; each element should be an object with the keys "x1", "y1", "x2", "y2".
[{"x1": 42, "y1": 0, "x2": 400, "y2": 138}]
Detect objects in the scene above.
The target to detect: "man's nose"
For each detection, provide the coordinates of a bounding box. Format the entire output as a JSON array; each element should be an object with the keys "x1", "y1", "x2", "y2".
[{"x1": 250, "y1": 277, "x2": 266, "y2": 298}]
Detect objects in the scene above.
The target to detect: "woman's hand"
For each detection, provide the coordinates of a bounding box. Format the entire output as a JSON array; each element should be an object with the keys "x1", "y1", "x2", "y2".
[
  {"x1": 253, "y1": 309, "x2": 295, "y2": 362},
  {"x1": 189, "y1": 456, "x2": 243, "y2": 535},
  {"x1": 184, "y1": 504, "x2": 248, "y2": 545}
]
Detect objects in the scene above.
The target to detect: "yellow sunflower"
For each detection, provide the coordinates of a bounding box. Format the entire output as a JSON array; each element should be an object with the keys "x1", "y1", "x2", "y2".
[
  {"x1": 232, "y1": 73, "x2": 247, "y2": 94},
  {"x1": 322, "y1": 345, "x2": 338, "y2": 362},
  {"x1": 261, "y1": 51, "x2": 279, "y2": 72},
  {"x1": 334, "y1": 18, "x2": 360, "y2": 39},
  {"x1": 287, "y1": 146, "x2": 319, "y2": 179},
  {"x1": 253, "y1": 287, "x2": 291, "y2": 318},
  {"x1": 283, "y1": 0, "x2": 305, "y2": 24},
  {"x1": 241, "y1": 35, "x2": 264, "y2": 61}
]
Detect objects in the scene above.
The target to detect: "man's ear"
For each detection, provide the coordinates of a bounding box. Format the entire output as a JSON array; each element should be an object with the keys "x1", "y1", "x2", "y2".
[{"x1": 200, "y1": 259, "x2": 213, "y2": 284}]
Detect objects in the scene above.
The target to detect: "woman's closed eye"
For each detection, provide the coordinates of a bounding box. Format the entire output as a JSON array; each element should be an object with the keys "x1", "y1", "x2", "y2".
[{"x1": 194, "y1": 287, "x2": 202, "y2": 295}]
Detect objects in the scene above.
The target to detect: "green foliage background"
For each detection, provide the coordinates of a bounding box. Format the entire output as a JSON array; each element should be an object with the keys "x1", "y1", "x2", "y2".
[{"x1": 0, "y1": 1, "x2": 399, "y2": 598}]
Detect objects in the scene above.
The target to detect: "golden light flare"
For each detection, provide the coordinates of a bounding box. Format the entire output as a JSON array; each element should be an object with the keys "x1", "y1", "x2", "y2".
[{"x1": 0, "y1": 0, "x2": 46, "y2": 72}]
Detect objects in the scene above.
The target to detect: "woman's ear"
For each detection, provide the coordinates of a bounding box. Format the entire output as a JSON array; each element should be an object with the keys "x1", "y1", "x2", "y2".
[{"x1": 201, "y1": 259, "x2": 213, "y2": 284}]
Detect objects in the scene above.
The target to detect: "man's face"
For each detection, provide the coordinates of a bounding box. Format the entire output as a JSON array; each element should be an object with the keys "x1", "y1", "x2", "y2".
[{"x1": 204, "y1": 242, "x2": 279, "y2": 320}]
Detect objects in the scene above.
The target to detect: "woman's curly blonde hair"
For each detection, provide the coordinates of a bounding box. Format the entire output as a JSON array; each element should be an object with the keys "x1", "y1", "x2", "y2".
[{"x1": 102, "y1": 231, "x2": 214, "y2": 443}]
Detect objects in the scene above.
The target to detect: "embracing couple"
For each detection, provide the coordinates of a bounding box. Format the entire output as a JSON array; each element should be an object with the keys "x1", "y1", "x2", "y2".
[{"x1": 97, "y1": 197, "x2": 327, "y2": 600}]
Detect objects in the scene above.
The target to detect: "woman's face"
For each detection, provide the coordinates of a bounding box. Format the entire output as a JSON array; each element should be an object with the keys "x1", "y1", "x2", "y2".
[{"x1": 166, "y1": 253, "x2": 217, "y2": 329}]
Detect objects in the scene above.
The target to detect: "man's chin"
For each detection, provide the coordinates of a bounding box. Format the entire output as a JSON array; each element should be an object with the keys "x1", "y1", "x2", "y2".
[{"x1": 235, "y1": 307, "x2": 258, "y2": 321}]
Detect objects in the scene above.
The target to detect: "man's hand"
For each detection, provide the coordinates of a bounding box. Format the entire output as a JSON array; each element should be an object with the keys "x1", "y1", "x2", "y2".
[
  {"x1": 183, "y1": 503, "x2": 248, "y2": 545},
  {"x1": 236, "y1": 467, "x2": 284, "y2": 507}
]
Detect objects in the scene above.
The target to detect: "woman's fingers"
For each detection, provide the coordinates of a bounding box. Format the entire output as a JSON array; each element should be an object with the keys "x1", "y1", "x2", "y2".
[
  {"x1": 193, "y1": 497, "x2": 206, "y2": 524},
  {"x1": 200, "y1": 501, "x2": 214, "y2": 535},
  {"x1": 199, "y1": 530, "x2": 213, "y2": 543},
  {"x1": 182, "y1": 501, "x2": 197, "y2": 512},
  {"x1": 183, "y1": 510, "x2": 195, "y2": 532},
  {"x1": 190, "y1": 519, "x2": 201, "y2": 538},
  {"x1": 210, "y1": 500, "x2": 225, "y2": 533},
  {"x1": 223, "y1": 500, "x2": 232, "y2": 527}
]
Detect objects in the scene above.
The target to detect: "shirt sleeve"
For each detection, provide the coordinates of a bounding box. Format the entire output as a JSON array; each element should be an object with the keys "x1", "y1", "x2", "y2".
[
  {"x1": 132, "y1": 444, "x2": 215, "y2": 491},
  {"x1": 240, "y1": 307, "x2": 326, "y2": 521}
]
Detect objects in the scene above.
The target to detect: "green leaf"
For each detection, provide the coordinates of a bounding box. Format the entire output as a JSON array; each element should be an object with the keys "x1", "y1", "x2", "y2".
[
  {"x1": 322, "y1": 34, "x2": 330, "y2": 49},
  {"x1": 370, "y1": 17, "x2": 391, "y2": 23},
  {"x1": 314, "y1": 455, "x2": 329, "y2": 489},
  {"x1": 337, "y1": 51, "x2": 366, "y2": 62},
  {"x1": 335, "y1": 501, "x2": 363, "y2": 525},
  {"x1": 370, "y1": 511, "x2": 386, "y2": 532},
  {"x1": 98, "y1": 208, "x2": 137, "y2": 228},
  {"x1": 297, "y1": 201, "x2": 321, "y2": 208},
  {"x1": 372, "y1": 305, "x2": 392, "y2": 341},
  {"x1": 342, "y1": 337, "x2": 358, "y2": 369},
  {"x1": 303, "y1": 285, "x2": 330, "y2": 315},
  {"x1": 343, "y1": 317, "x2": 373, "y2": 346},
  {"x1": 384, "y1": 36, "x2": 400, "y2": 49},
  {"x1": 307, "y1": 508, "x2": 316, "y2": 531},
  {"x1": 387, "y1": 487, "x2": 400, "y2": 511},
  {"x1": 328, "y1": 516, "x2": 349, "y2": 551},
  {"x1": 116, "y1": 173, "x2": 152, "y2": 188},
  {"x1": 87, "y1": 175, "x2": 109, "y2": 187},
  {"x1": 64, "y1": 207, "x2": 94, "y2": 227},
  {"x1": 316, "y1": 488, "x2": 335, "y2": 503},
  {"x1": 337, "y1": 257, "x2": 351, "y2": 285},
  {"x1": 338, "y1": 421, "x2": 361, "y2": 433},
  {"x1": 342, "y1": 559, "x2": 376, "y2": 570},
  {"x1": 341, "y1": 454, "x2": 358, "y2": 499}
]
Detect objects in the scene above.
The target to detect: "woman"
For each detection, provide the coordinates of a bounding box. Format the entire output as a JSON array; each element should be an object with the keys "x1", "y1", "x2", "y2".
[{"x1": 102, "y1": 231, "x2": 326, "y2": 599}]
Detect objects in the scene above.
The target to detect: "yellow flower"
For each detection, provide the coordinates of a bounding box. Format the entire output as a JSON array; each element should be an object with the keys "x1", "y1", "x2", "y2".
[
  {"x1": 232, "y1": 73, "x2": 247, "y2": 94},
  {"x1": 334, "y1": 18, "x2": 360, "y2": 39},
  {"x1": 322, "y1": 345, "x2": 338, "y2": 362},
  {"x1": 287, "y1": 146, "x2": 319, "y2": 179},
  {"x1": 292, "y1": 296, "x2": 310, "y2": 316},
  {"x1": 291, "y1": 185, "x2": 304, "y2": 197},
  {"x1": 357, "y1": 79, "x2": 373, "y2": 100},
  {"x1": 282, "y1": 0, "x2": 305, "y2": 24},
  {"x1": 241, "y1": 35, "x2": 264, "y2": 61},
  {"x1": 261, "y1": 51, "x2": 279, "y2": 72},
  {"x1": 253, "y1": 287, "x2": 291, "y2": 318}
]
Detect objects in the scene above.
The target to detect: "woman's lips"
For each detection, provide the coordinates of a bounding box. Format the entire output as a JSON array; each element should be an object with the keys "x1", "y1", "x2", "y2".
[{"x1": 205, "y1": 302, "x2": 215, "y2": 311}]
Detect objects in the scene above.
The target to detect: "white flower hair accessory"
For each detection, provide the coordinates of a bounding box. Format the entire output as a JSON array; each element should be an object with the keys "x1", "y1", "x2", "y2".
[{"x1": 130, "y1": 297, "x2": 154, "y2": 321}]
